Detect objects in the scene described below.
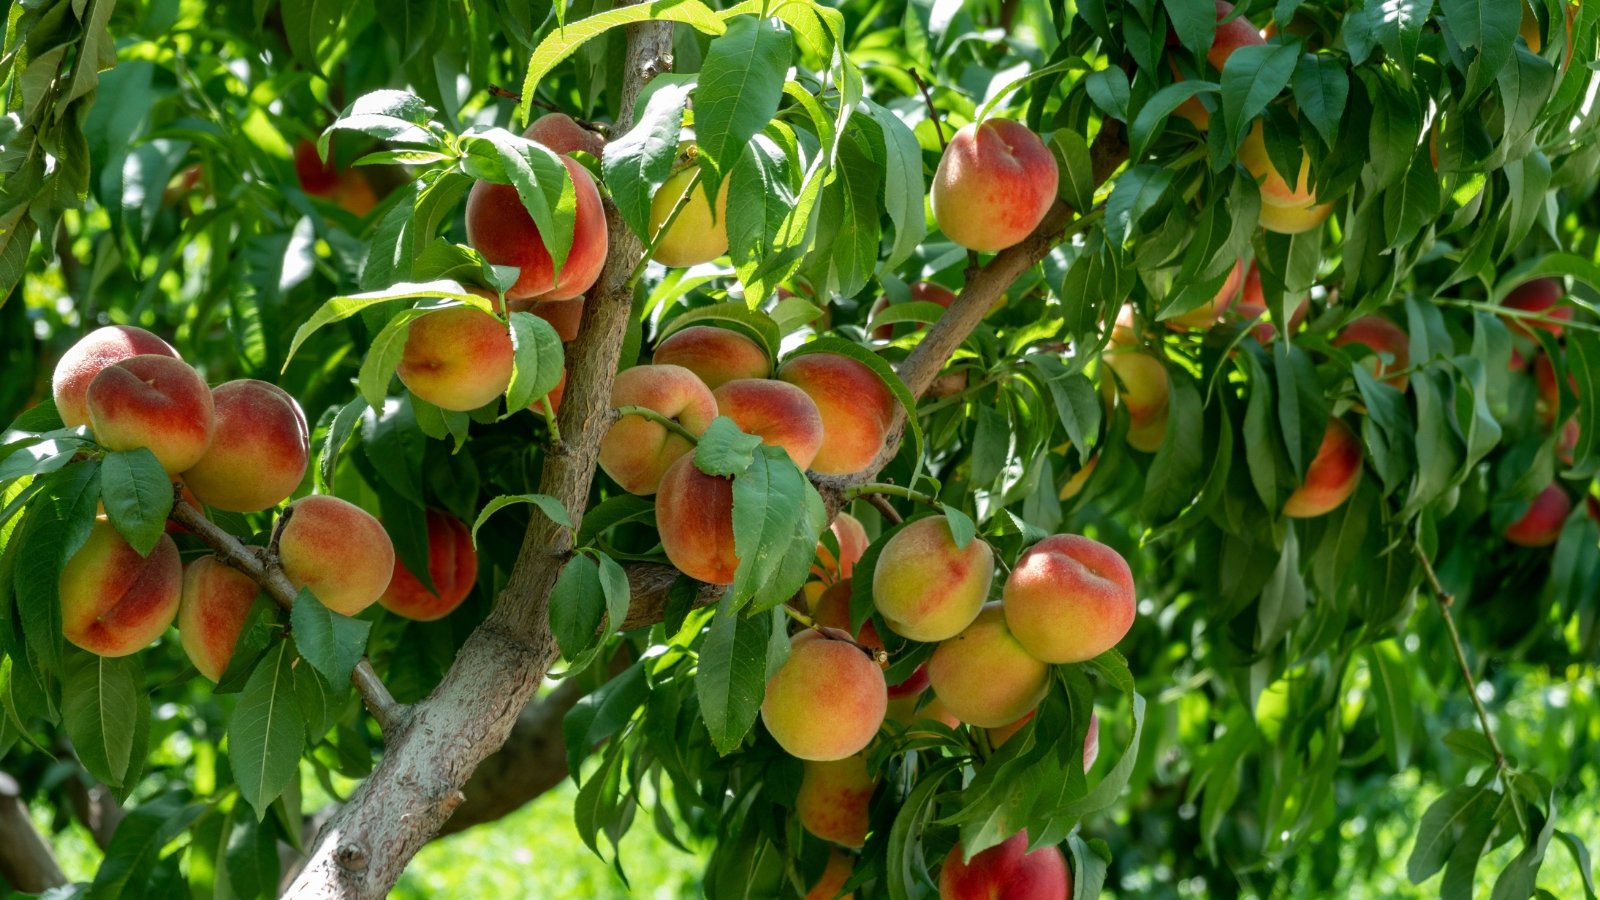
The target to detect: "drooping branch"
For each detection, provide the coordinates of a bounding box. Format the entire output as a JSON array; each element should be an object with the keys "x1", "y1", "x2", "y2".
[
  {"x1": 0, "y1": 773, "x2": 67, "y2": 893},
  {"x1": 169, "y1": 498, "x2": 405, "y2": 735}
]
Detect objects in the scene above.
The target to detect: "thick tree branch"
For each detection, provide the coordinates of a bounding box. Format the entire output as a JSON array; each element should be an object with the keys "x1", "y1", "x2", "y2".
[{"x1": 0, "y1": 773, "x2": 67, "y2": 893}]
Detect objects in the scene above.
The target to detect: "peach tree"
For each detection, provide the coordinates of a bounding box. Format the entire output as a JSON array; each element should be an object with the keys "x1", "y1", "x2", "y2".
[{"x1": 2, "y1": 0, "x2": 1599, "y2": 898}]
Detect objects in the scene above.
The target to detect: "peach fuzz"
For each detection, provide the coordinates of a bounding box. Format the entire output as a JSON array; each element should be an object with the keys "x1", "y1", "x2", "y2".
[
  {"x1": 60, "y1": 519, "x2": 182, "y2": 657},
  {"x1": 778, "y1": 354, "x2": 896, "y2": 476},
  {"x1": 182, "y1": 380, "x2": 309, "y2": 512},
  {"x1": 940, "y1": 831, "x2": 1070, "y2": 900},
  {"x1": 655, "y1": 455, "x2": 738, "y2": 585},
  {"x1": 806, "y1": 849, "x2": 856, "y2": 900},
  {"x1": 599, "y1": 364, "x2": 718, "y2": 495},
  {"x1": 796, "y1": 753, "x2": 875, "y2": 847},
  {"x1": 395, "y1": 306, "x2": 514, "y2": 412},
  {"x1": 522, "y1": 112, "x2": 606, "y2": 159},
  {"x1": 1171, "y1": 2, "x2": 1265, "y2": 130},
  {"x1": 51, "y1": 325, "x2": 178, "y2": 428},
  {"x1": 1166, "y1": 259, "x2": 1246, "y2": 330},
  {"x1": 1003, "y1": 534, "x2": 1136, "y2": 664},
  {"x1": 932, "y1": 120, "x2": 1059, "y2": 253},
  {"x1": 276, "y1": 495, "x2": 396, "y2": 616},
  {"x1": 651, "y1": 325, "x2": 771, "y2": 389},
  {"x1": 465, "y1": 155, "x2": 608, "y2": 302},
  {"x1": 869, "y1": 281, "x2": 958, "y2": 341},
  {"x1": 1103, "y1": 349, "x2": 1169, "y2": 453},
  {"x1": 927, "y1": 603, "x2": 1050, "y2": 728},
  {"x1": 712, "y1": 379, "x2": 825, "y2": 470},
  {"x1": 872, "y1": 515, "x2": 994, "y2": 643},
  {"x1": 811, "y1": 512, "x2": 869, "y2": 585},
  {"x1": 1333, "y1": 316, "x2": 1411, "y2": 391},
  {"x1": 380, "y1": 510, "x2": 478, "y2": 621},
  {"x1": 648, "y1": 163, "x2": 731, "y2": 268},
  {"x1": 761, "y1": 630, "x2": 887, "y2": 761},
  {"x1": 1239, "y1": 121, "x2": 1334, "y2": 234},
  {"x1": 1502, "y1": 278, "x2": 1571, "y2": 339},
  {"x1": 178, "y1": 556, "x2": 260, "y2": 681},
  {"x1": 1505, "y1": 483, "x2": 1572, "y2": 548},
  {"x1": 1283, "y1": 417, "x2": 1364, "y2": 518},
  {"x1": 86, "y1": 355, "x2": 215, "y2": 475}
]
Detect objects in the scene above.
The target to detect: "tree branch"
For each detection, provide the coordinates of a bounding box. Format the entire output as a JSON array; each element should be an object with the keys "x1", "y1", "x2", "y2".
[{"x1": 0, "y1": 773, "x2": 67, "y2": 893}]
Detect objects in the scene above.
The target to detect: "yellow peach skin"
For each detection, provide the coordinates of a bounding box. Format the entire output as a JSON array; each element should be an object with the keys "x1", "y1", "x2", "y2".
[
  {"x1": 1166, "y1": 259, "x2": 1246, "y2": 330},
  {"x1": 778, "y1": 354, "x2": 896, "y2": 476},
  {"x1": 652, "y1": 325, "x2": 772, "y2": 389},
  {"x1": 51, "y1": 325, "x2": 178, "y2": 428},
  {"x1": 1282, "y1": 418, "x2": 1363, "y2": 518},
  {"x1": 712, "y1": 378, "x2": 825, "y2": 470},
  {"x1": 1103, "y1": 350, "x2": 1170, "y2": 453},
  {"x1": 86, "y1": 355, "x2": 215, "y2": 475},
  {"x1": 811, "y1": 512, "x2": 870, "y2": 585},
  {"x1": 182, "y1": 380, "x2": 309, "y2": 512},
  {"x1": 761, "y1": 630, "x2": 887, "y2": 761},
  {"x1": 931, "y1": 120, "x2": 1060, "y2": 253},
  {"x1": 927, "y1": 603, "x2": 1050, "y2": 728},
  {"x1": 60, "y1": 519, "x2": 182, "y2": 657},
  {"x1": 1003, "y1": 534, "x2": 1136, "y2": 664},
  {"x1": 276, "y1": 495, "x2": 396, "y2": 616},
  {"x1": 178, "y1": 556, "x2": 261, "y2": 681},
  {"x1": 1238, "y1": 121, "x2": 1334, "y2": 234},
  {"x1": 599, "y1": 364, "x2": 718, "y2": 495},
  {"x1": 871, "y1": 515, "x2": 993, "y2": 643},
  {"x1": 649, "y1": 163, "x2": 732, "y2": 268},
  {"x1": 797, "y1": 754, "x2": 875, "y2": 848},
  {"x1": 396, "y1": 306, "x2": 515, "y2": 412}
]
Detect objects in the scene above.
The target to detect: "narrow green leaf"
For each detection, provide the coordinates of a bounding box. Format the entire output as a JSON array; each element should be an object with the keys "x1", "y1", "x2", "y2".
[
  {"x1": 228, "y1": 640, "x2": 306, "y2": 818},
  {"x1": 694, "y1": 16, "x2": 793, "y2": 194},
  {"x1": 99, "y1": 449, "x2": 173, "y2": 556},
  {"x1": 696, "y1": 592, "x2": 771, "y2": 755},
  {"x1": 63, "y1": 652, "x2": 140, "y2": 787},
  {"x1": 288, "y1": 588, "x2": 370, "y2": 689}
]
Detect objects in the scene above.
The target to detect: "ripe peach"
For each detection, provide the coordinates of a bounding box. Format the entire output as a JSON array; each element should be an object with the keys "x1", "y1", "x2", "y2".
[
  {"x1": 1229, "y1": 264, "x2": 1308, "y2": 342},
  {"x1": 761, "y1": 630, "x2": 887, "y2": 761},
  {"x1": 811, "y1": 581, "x2": 883, "y2": 653},
  {"x1": 811, "y1": 512, "x2": 869, "y2": 584},
  {"x1": 1502, "y1": 278, "x2": 1570, "y2": 339},
  {"x1": 1505, "y1": 483, "x2": 1572, "y2": 548},
  {"x1": 51, "y1": 325, "x2": 178, "y2": 428},
  {"x1": 869, "y1": 281, "x2": 958, "y2": 340},
  {"x1": 380, "y1": 510, "x2": 477, "y2": 621},
  {"x1": 599, "y1": 364, "x2": 718, "y2": 495},
  {"x1": 86, "y1": 355, "x2": 215, "y2": 475},
  {"x1": 1333, "y1": 316, "x2": 1411, "y2": 391},
  {"x1": 1239, "y1": 121, "x2": 1334, "y2": 234},
  {"x1": 396, "y1": 306, "x2": 515, "y2": 412},
  {"x1": 655, "y1": 455, "x2": 737, "y2": 584},
  {"x1": 178, "y1": 556, "x2": 260, "y2": 681},
  {"x1": 1103, "y1": 350, "x2": 1169, "y2": 453},
  {"x1": 1283, "y1": 417, "x2": 1364, "y2": 518},
  {"x1": 1166, "y1": 259, "x2": 1245, "y2": 330},
  {"x1": 939, "y1": 831, "x2": 1070, "y2": 900},
  {"x1": 1171, "y1": 2, "x2": 1266, "y2": 130},
  {"x1": 712, "y1": 379, "x2": 825, "y2": 470},
  {"x1": 778, "y1": 354, "x2": 896, "y2": 475},
  {"x1": 276, "y1": 495, "x2": 396, "y2": 616},
  {"x1": 465, "y1": 156, "x2": 608, "y2": 302},
  {"x1": 294, "y1": 140, "x2": 376, "y2": 216},
  {"x1": 525, "y1": 298, "x2": 585, "y2": 342},
  {"x1": 872, "y1": 516, "x2": 994, "y2": 643},
  {"x1": 927, "y1": 603, "x2": 1050, "y2": 728},
  {"x1": 1003, "y1": 534, "x2": 1136, "y2": 664},
  {"x1": 648, "y1": 163, "x2": 731, "y2": 268},
  {"x1": 806, "y1": 849, "x2": 856, "y2": 900},
  {"x1": 60, "y1": 519, "x2": 182, "y2": 657},
  {"x1": 182, "y1": 380, "x2": 309, "y2": 512},
  {"x1": 651, "y1": 325, "x2": 771, "y2": 389},
  {"x1": 797, "y1": 753, "x2": 875, "y2": 848},
  {"x1": 523, "y1": 113, "x2": 606, "y2": 158},
  {"x1": 931, "y1": 120, "x2": 1059, "y2": 252}
]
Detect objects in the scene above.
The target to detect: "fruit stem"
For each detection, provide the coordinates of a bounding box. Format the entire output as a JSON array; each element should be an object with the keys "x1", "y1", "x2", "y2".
[
  {"x1": 540, "y1": 395, "x2": 563, "y2": 446},
  {"x1": 840, "y1": 482, "x2": 940, "y2": 510},
  {"x1": 782, "y1": 604, "x2": 816, "y2": 629},
  {"x1": 612, "y1": 405, "x2": 699, "y2": 444},
  {"x1": 908, "y1": 67, "x2": 946, "y2": 153}
]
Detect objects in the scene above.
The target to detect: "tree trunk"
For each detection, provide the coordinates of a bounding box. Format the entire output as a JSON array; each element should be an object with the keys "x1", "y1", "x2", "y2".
[{"x1": 0, "y1": 773, "x2": 67, "y2": 893}]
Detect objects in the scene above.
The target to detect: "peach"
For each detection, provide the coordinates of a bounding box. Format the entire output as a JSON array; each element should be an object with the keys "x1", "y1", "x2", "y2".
[
  {"x1": 294, "y1": 140, "x2": 376, "y2": 216},
  {"x1": 987, "y1": 709, "x2": 1034, "y2": 748},
  {"x1": 1103, "y1": 350, "x2": 1169, "y2": 453},
  {"x1": 380, "y1": 510, "x2": 477, "y2": 621},
  {"x1": 927, "y1": 603, "x2": 1050, "y2": 728},
  {"x1": 1171, "y1": 2, "x2": 1266, "y2": 130},
  {"x1": 811, "y1": 581, "x2": 883, "y2": 653},
  {"x1": 465, "y1": 156, "x2": 608, "y2": 302},
  {"x1": 797, "y1": 754, "x2": 875, "y2": 847},
  {"x1": 276, "y1": 495, "x2": 396, "y2": 616},
  {"x1": 869, "y1": 281, "x2": 958, "y2": 340},
  {"x1": 651, "y1": 325, "x2": 771, "y2": 389},
  {"x1": 655, "y1": 454, "x2": 737, "y2": 584},
  {"x1": 1058, "y1": 453, "x2": 1098, "y2": 501},
  {"x1": 396, "y1": 306, "x2": 515, "y2": 412},
  {"x1": 932, "y1": 120, "x2": 1059, "y2": 252},
  {"x1": 182, "y1": 380, "x2": 309, "y2": 512},
  {"x1": 897, "y1": 692, "x2": 963, "y2": 734},
  {"x1": 51, "y1": 325, "x2": 178, "y2": 428},
  {"x1": 1166, "y1": 259, "x2": 1245, "y2": 330},
  {"x1": 599, "y1": 364, "x2": 718, "y2": 495},
  {"x1": 1230, "y1": 264, "x2": 1308, "y2": 342},
  {"x1": 1505, "y1": 483, "x2": 1572, "y2": 548},
  {"x1": 811, "y1": 512, "x2": 869, "y2": 584},
  {"x1": 86, "y1": 355, "x2": 215, "y2": 475},
  {"x1": 526, "y1": 298, "x2": 585, "y2": 342},
  {"x1": 1003, "y1": 534, "x2": 1136, "y2": 663},
  {"x1": 1558, "y1": 418, "x2": 1580, "y2": 466},
  {"x1": 939, "y1": 831, "x2": 1070, "y2": 900},
  {"x1": 1502, "y1": 278, "x2": 1570, "y2": 339},
  {"x1": 806, "y1": 849, "x2": 856, "y2": 900},
  {"x1": 778, "y1": 354, "x2": 896, "y2": 475},
  {"x1": 178, "y1": 556, "x2": 260, "y2": 681},
  {"x1": 648, "y1": 163, "x2": 731, "y2": 268},
  {"x1": 523, "y1": 113, "x2": 605, "y2": 158},
  {"x1": 1239, "y1": 121, "x2": 1334, "y2": 234},
  {"x1": 712, "y1": 379, "x2": 825, "y2": 470},
  {"x1": 1282, "y1": 417, "x2": 1363, "y2": 518},
  {"x1": 872, "y1": 516, "x2": 994, "y2": 643},
  {"x1": 59, "y1": 519, "x2": 182, "y2": 657},
  {"x1": 1333, "y1": 316, "x2": 1411, "y2": 391},
  {"x1": 761, "y1": 630, "x2": 887, "y2": 760}
]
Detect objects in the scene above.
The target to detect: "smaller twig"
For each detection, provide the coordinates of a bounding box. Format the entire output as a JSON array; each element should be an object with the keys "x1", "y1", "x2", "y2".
[
  {"x1": 487, "y1": 85, "x2": 610, "y2": 135},
  {"x1": 908, "y1": 68, "x2": 946, "y2": 152},
  {"x1": 612, "y1": 405, "x2": 699, "y2": 444},
  {"x1": 841, "y1": 482, "x2": 941, "y2": 510},
  {"x1": 782, "y1": 604, "x2": 817, "y2": 629},
  {"x1": 540, "y1": 396, "x2": 562, "y2": 447},
  {"x1": 863, "y1": 492, "x2": 904, "y2": 525},
  {"x1": 625, "y1": 167, "x2": 704, "y2": 290}
]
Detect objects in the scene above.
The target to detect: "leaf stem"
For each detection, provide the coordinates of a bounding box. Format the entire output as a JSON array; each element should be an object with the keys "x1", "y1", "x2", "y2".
[
  {"x1": 841, "y1": 482, "x2": 940, "y2": 510},
  {"x1": 613, "y1": 405, "x2": 699, "y2": 444},
  {"x1": 541, "y1": 395, "x2": 563, "y2": 446}
]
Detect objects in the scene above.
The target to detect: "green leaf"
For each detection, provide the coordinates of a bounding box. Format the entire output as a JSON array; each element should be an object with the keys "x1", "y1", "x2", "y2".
[
  {"x1": 1142, "y1": 368, "x2": 1204, "y2": 522},
  {"x1": 1219, "y1": 43, "x2": 1301, "y2": 146},
  {"x1": 288, "y1": 587, "x2": 370, "y2": 689},
  {"x1": 465, "y1": 130, "x2": 578, "y2": 282},
  {"x1": 321, "y1": 91, "x2": 441, "y2": 151},
  {"x1": 224, "y1": 811, "x2": 281, "y2": 900},
  {"x1": 863, "y1": 101, "x2": 927, "y2": 268},
  {"x1": 694, "y1": 16, "x2": 793, "y2": 194},
  {"x1": 1104, "y1": 164, "x2": 1174, "y2": 246},
  {"x1": 1292, "y1": 53, "x2": 1349, "y2": 146},
  {"x1": 942, "y1": 506, "x2": 977, "y2": 550},
  {"x1": 505, "y1": 312, "x2": 565, "y2": 412},
  {"x1": 1409, "y1": 785, "x2": 1490, "y2": 884},
  {"x1": 603, "y1": 82, "x2": 691, "y2": 243},
  {"x1": 472, "y1": 493, "x2": 574, "y2": 547},
  {"x1": 285, "y1": 280, "x2": 480, "y2": 369},
  {"x1": 88, "y1": 792, "x2": 207, "y2": 900},
  {"x1": 695, "y1": 593, "x2": 772, "y2": 755},
  {"x1": 1051, "y1": 129, "x2": 1096, "y2": 212},
  {"x1": 1129, "y1": 81, "x2": 1215, "y2": 161},
  {"x1": 15, "y1": 459, "x2": 102, "y2": 676},
  {"x1": 63, "y1": 652, "x2": 140, "y2": 787},
  {"x1": 730, "y1": 447, "x2": 826, "y2": 611},
  {"x1": 696, "y1": 417, "x2": 763, "y2": 477},
  {"x1": 228, "y1": 640, "x2": 306, "y2": 818},
  {"x1": 1364, "y1": 639, "x2": 1414, "y2": 769},
  {"x1": 593, "y1": 550, "x2": 632, "y2": 634},
  {"x1": 99, "y1": 449, "x2": 173, "y2": 556},
  {"x1": 659, "y1": 300, "x2": 782, "y2": 367},
  {"x1": 1440, "y1": 0, "x2": 1522, "y2": 99},
  {"x1": 1553, "y1": 830, "x2": 1599, "y2": 900},
  {"x1": 1164, "y1": 0, "x2": 1217, "y2": 60},
  {"x1": 549, "y1": 554, "x2": 605, "y2": 659},
  {"x1": 1026, "y1": 355, "x2": 1102, "y2": 464}
]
